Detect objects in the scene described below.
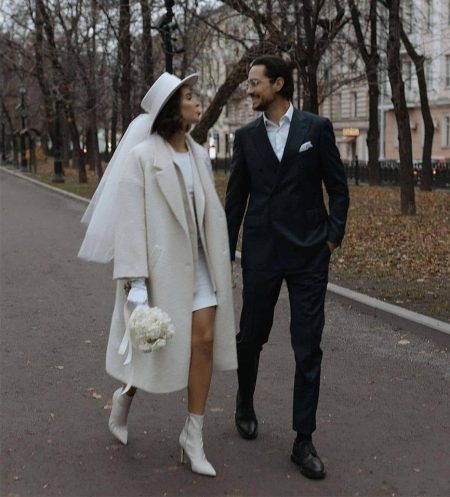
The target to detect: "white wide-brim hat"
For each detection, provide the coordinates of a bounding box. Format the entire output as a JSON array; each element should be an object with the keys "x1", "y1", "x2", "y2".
[{"x1": 141, "y1": 72, "x2": 199, "y2": 128}]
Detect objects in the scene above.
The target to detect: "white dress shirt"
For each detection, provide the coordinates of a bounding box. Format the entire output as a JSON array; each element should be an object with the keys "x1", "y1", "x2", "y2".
[{"x1": 263, "y1": 102, "x2": 294, "y2": 162}]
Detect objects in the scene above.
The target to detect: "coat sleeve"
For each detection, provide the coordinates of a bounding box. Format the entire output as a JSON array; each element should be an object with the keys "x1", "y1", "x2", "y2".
[
  {"x1": 225, "y1": 129, "x2": 249, "y2": 261},
  {"x1": 113, "y1": 148, "x2": 149, "y2": 280},
  {"x1": 319, "y1": 119, "x2": 350, "y2": 246}
]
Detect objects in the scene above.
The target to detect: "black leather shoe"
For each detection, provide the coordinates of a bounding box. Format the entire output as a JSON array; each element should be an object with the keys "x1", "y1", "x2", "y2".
[
  {"x1": 235, "y1": 391, "x2": 258, "y2": 439},
  {"x1": 291, "y1": 440, "x2": 326, "y2": 479}
]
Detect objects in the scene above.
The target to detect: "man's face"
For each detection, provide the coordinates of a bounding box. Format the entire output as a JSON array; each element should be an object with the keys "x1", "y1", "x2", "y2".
[{"x1": 246, "y1": 65, "x2": 282, "y2": 112}]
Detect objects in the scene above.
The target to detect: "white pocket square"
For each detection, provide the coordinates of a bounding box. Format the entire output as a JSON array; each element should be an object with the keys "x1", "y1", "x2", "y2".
[{"x1": 299, "y1": 141, "x2": 313, "y2": 153}]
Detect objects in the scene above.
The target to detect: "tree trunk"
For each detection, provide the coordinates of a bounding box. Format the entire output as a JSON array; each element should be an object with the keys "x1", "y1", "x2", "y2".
[
  {"x1": 86, "y1": 128, "x2": 95, "y2": 171},
  {"x1": 367, "y1": 67, "x2": 381, "y2": 184},
  {"x1": 400, "y1": 28, "x2": 434, "y2": 191},
  {"x1": 119, "y1": 0, "x2": 132, "y2": 131},
  {"x1": 104, "y1": 126, "x2": 110, "y2": 160},
  {"x1": 302, "y1": 63, "x2": 319, "y2": 114},
  {"x1": 348, "y1": 0, "x2": 381, "y2": 184},
  {"x1": 61, "y1": 115, "x2": 70, "y2": 169},
  {"x1": 111, "y1": 63, "x2": 120, "y2": 154},
  {"x1": 140, "y1": 0, "x2": 154, "y2": 94},
  {"x1": 387, "y1": 0, "x2": 415, "y2": 215},
  {"x1": 33, "y1": 4, "x2": 57, "y2": 150}
]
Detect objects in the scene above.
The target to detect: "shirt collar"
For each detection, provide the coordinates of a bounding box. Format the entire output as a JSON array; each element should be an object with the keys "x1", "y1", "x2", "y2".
[{"x1": 263, "y1": 102, "x2": 294, "y2": 128}]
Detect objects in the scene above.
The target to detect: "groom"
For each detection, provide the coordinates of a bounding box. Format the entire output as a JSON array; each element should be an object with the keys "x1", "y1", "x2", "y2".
[{"x1": 225, "y1": 56, "x2": 349, "y2": 479}]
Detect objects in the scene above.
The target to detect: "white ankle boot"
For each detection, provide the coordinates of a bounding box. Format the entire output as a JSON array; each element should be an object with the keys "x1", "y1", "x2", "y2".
[
  {"x1": 108, "y1": 388, "x2": 133, "y2": 445},
  {"x1": 179, "y1": 413, "x2": 216, "y2": 477}
]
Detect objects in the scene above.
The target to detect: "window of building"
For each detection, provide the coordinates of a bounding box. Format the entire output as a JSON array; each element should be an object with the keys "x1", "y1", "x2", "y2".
[
  {"x1": 339, "y1": 51, "x2": 345, "y2": 73},
  {"x1": 426, "y1": 0, "x2": 433, "y2": 30},
  {"x1": 403, "y1": 60, "x2": 413, "y2": 91},
  {"x1": 351, "y1": 91, "x2": 358, "y2": 118},
  {"x1": 446, "y1": 54, "x2": 450, "y2": 87},
  {"x1": 337, "y1": 93, "x2": 343, "y2": 119},
  {"x1": 442, "y1": 114, "x2": 450, "y2": 148}
]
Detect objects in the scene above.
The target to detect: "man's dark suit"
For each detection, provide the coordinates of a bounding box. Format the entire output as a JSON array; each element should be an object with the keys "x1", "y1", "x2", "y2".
[{"x1": 225, "y1": 108, "x2": 349, "y2": 435}]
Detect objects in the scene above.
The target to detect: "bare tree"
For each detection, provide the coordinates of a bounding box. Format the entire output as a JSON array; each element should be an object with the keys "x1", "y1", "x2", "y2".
[
  {"x1": 35, "y1": 0, "x2": 88, "y2": 182},
  {"x1": 400, "y1": 26, "x2": 434, "y2": 191},
  {"x1": 348, "y1": 0, "x2": 381, "y2": 185},
  {"x1": 219, "y1": 0, "x2": 347, "y2": 114},
  {"x1": 385, "y1": 0, "x2": 415, "y2": 214}
]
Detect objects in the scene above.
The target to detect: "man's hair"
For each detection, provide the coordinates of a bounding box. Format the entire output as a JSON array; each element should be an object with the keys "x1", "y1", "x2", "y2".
[{"x1": 249, "y1": 55, "x2": 294, "y2": 101}]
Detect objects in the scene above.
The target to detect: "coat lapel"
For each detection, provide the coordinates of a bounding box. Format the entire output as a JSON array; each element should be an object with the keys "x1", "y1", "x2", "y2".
[
  {"x1": 153, "y1": 136, "x2": 190, "y2": 238},
  {"x1": 186, "y1": 139, "x2": 206, "y2": 232}
]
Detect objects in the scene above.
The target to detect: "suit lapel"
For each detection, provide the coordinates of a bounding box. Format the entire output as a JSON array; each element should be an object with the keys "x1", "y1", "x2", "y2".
[
  {"x1": 153, "y1": 135, "x2": 190, "y2": 238},
  {"x1": 280, "y1": 109, "x2": 311, "y2": 166},
  {"x1": 250, "y1": 117, "x2": 280, "y2": 167}
]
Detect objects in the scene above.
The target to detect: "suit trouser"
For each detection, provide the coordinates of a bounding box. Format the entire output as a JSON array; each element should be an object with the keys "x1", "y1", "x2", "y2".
[{"x1": 236, "y1": 243, "x2": 330, "y2": 435}]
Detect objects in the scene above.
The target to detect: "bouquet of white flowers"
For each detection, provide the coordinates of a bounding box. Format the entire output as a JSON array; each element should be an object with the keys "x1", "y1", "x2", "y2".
[{"x1": 127, "y1": 304, "x2": 175, "y2": 353}]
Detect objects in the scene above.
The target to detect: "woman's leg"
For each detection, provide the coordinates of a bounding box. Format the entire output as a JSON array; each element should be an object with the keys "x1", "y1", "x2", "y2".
[{"x1": 187, "y1": 306, "x2": 216, "y2": 415}]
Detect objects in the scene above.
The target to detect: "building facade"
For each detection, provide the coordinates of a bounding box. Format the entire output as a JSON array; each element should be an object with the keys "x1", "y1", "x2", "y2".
[{"x1": 319, "y1": 0, "x2": 450, "y2": 162}]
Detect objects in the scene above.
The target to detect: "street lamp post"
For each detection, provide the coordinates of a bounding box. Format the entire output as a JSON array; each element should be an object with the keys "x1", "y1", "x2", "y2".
[
  {"x1": 156, "y1": 0, "x2": 184, "y2": 74},
  {"x1": 163, "y1": 0, "x2": 175, "y2": 73},
  {"x1": 16, "y1": 87, "x2": 28, "y2": 172}
]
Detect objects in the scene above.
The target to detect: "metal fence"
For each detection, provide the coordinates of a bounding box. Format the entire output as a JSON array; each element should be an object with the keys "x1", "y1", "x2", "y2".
[
  {"x1": 343, "y1": 159, "x2": 450, "y2": 189},
  {"x1": 213, "y1": 156, "x2": 450, "y2": 189}
]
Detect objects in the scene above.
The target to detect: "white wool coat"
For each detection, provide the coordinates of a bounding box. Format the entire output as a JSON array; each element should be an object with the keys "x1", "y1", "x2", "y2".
[{"x1": 106, "y1": 133, "x2": 237, "y2": 393}]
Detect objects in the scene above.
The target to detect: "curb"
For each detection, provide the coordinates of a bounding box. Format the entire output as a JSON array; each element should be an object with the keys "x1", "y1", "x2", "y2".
[
  {"x1": 3, "y1": 166, "x2": 448, "y2": 347},
  {"x1": 0, "y1": 166, "x2": 90, "y2": 205}
]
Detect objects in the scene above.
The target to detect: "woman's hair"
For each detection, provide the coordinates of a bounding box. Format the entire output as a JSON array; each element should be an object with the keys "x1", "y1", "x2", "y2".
[
  {"x1": 249, "y1": 55, "x2": 294, "y2": 101},
  {"x1": 152, "y1": 87, "x2": 187, "y2": 140}
]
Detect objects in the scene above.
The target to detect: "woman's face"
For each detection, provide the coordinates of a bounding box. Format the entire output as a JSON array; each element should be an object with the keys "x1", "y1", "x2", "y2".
[{"x1": 179, "y1": 85, "x2": 201, "y2": 125}]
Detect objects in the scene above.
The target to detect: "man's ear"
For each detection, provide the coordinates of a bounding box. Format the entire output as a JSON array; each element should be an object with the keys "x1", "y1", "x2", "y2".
[{"x1": 274, "y1": 76, "x2": 285, "y2": 93}]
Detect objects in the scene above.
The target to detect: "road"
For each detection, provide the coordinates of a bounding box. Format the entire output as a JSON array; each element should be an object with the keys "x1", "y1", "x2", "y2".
[{"x1": 1, "y1": 169, "x2": 449, "y2": 497}]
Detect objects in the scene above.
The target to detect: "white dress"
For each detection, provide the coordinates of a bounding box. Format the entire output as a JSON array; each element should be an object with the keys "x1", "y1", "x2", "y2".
[{"x1": 173, "y1": 150, "x2": 218, "y2": 312}]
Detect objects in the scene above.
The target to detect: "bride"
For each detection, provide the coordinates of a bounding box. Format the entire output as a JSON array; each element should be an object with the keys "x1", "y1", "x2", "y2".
[{"x1": 78, "y1": 72, "x2": 237, "y2": 477}]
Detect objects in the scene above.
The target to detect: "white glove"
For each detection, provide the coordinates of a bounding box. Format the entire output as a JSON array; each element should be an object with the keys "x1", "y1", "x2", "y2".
[{"x1": 127, "y1": 278, "x2": 148, "y2": 308}]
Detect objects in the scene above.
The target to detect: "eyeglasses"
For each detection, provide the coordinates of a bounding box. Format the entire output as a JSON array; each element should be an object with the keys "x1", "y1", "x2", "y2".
[{"x1": 244, "y1": 78, "x2": 273, "y2": 90}]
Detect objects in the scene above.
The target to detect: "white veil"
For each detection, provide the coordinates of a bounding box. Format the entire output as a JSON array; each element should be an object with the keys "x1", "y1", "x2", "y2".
[{"x1": 78, "y1": 113, "x2": 153, "y2": 263}]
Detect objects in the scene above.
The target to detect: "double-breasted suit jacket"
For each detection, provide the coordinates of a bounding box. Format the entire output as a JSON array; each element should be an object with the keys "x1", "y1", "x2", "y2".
[
  {"x1": 225, "y1": 108, "x2": 350, "y2": 269},
  {"x1": 107, "y1": 133, "x2": 237, "y2": 394}
]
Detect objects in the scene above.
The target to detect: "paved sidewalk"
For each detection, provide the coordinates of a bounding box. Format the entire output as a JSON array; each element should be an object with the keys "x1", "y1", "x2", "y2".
[{"x1": 1, "y1": 170, "x2": 449, "y2": 497}]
